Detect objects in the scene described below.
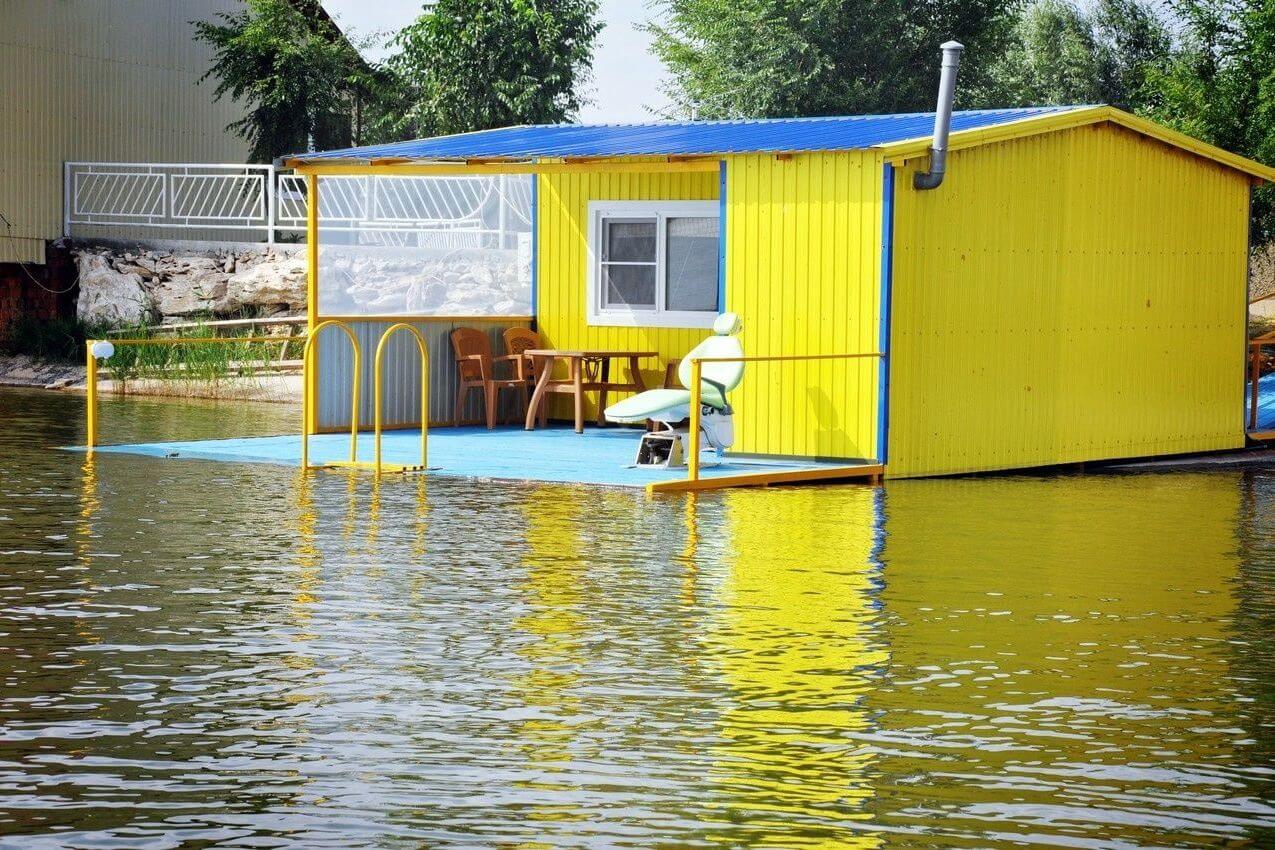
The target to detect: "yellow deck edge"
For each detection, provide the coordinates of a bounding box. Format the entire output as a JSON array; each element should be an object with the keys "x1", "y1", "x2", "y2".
[
  {"x1": 321, "y1": 461, "x2": 430, "y2": 475},
  {"x1": 645, "y1": 463, "x2": 885, "y2": 494}
]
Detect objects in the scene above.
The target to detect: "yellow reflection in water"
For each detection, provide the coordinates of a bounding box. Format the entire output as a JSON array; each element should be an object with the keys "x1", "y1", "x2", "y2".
[
  {"x1": 412, "y1": 475, "x2": 429, "y2": 559},
  {"x1": 869, "y1": 474, "x2": 1246, "y2": 837},
  {"x1": 507, "y1": 485, "x2": 591, "y2": 830},
  {"x1": 880, "y1": 474, "x2": 1239, "y2": 699},
  {"x1": 75, "y1": 453, "x2": 99, "y2": 568},
  {"x1": 291, "y1": 472, "x2": 322, "y2": 624},
  {"x1": 73, "y1": 453, "x2": 102, "y2": 648},
  {"x1": 283, "y1": 472, "x2": 322, "y2": 687},
  {"x1": 702, "y1": 486, "x2": 887, "y2": 849}
]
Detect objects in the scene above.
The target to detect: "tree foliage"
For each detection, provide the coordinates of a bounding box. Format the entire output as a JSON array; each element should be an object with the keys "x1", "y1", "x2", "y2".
[
  {"x1": 646, "y1": 0, "x2": 1019, "y2": 118},
  {"x1": 195, "y1": 0, "x2": 377, "y2": 162},
  {"x1": 377, "y1": 0, "x2": 603, "y2": 140},
  {"x1": 974, "y1": 0, "x2": 1170, "y2": 109},
  {"x1": 1146, "y1": 0, "x2": 1275, "y2": 242}
]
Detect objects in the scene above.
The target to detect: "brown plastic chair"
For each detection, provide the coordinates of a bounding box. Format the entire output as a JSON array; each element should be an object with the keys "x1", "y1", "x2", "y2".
[
  {"x1": 503, "y1": 326, "x2": 542, "y2": 383},
  {"x1": 450, "y1": 327, "x2": 526, "y2": 429},
  {"x1": 503, "y1": 327, "x2": 548, "y2": 427}
]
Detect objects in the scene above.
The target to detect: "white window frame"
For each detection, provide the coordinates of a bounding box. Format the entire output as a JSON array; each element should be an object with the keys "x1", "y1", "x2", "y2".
[{"x1": 586, "y1": 200, "x2": 720, "y2": 329}]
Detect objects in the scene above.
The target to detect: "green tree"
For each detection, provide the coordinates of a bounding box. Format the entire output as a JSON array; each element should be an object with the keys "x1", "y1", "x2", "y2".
[
  {"x1": 1093, "y1": 0, "x2": 1172, "y2": 107},
  {"x1": 1148, "y1": 0, "x2": 1275, "y2": 242},
  {"x1": 974, "y1": 0, "x2": 1170, "y2": 109},
  {"x1": 646, "y1": 0, "x2": 1020, "y2": 119},
  {"x1": 379, "y1": 0, "x2": 603, "y2": 140},
  {"x1": 195, "y1": 0, "x2": 377, "y2": 161}
]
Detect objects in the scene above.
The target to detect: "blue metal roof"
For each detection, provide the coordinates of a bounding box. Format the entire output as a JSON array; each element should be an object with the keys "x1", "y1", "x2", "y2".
[{"x1": 290, "y1": 107, "x2": 1086, "y2": 163}]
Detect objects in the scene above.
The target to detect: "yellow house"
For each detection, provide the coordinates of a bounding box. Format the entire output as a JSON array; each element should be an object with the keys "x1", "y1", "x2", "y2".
[{"x1": 287, "y1": 105, "x2": 1274, "y2": 481}]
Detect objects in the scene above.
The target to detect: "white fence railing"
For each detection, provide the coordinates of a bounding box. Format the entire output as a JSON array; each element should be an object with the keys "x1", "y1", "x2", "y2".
[{"x1": 64, "y1": 162, "x2": 533, "y2": 248}]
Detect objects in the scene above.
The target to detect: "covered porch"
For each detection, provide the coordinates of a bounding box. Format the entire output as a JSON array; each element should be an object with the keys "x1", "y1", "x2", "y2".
[{"x1": 282, "y1": 126, "x2": 887, "y2": 492}]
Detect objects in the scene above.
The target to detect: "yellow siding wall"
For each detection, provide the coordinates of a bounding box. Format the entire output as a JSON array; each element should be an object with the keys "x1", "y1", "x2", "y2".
[
  {"x1": 887, "y1": 122, "x2": 1251, "y2": 477},
  {"x1": 535, "y1": 152, "x2": 884, "y2": 460},
  {"x1": 723, "y1": 153, "x2": 882, "y2": 459}
]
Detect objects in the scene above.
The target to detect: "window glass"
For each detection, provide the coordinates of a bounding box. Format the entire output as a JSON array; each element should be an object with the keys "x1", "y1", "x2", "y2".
[
  {"x1": 665, "y1": 216, "x2": 719, "y2": 312},
  {"x1": 589, "y1": 202, "x2": 720, "y2": 327},
  {"x1": 604, "y1": 219, "x2": 656, "y2": 262},
  {"x1": 601, "y1": 217, "x2": 657, "y2": 308},
  {"x1": 604, "y1": 265, "x2": 656, "y2": 308}
]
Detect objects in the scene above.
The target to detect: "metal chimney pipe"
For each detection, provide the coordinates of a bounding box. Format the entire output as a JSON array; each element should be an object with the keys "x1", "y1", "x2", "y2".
[{"x1": 914, "y1": 40, "x2": 965, "y2": 191}]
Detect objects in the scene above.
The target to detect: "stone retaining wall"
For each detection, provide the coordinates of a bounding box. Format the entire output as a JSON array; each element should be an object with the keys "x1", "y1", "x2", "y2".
[{"x1": 74, "y1": 242, "x2": 307, "y2": 327}]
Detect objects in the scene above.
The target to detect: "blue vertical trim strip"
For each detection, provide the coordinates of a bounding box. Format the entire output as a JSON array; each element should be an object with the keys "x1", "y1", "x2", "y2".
[
  {"x1": 1243, "y1": 183, "x2": 1255, "y2": 434},
  {"x1": 877, "y1": 163, "x2": 895, "y2": 465},
  {"x1": 717, "y1": 160, "x2": 727, "y2": 312},
  {"x1": 529, "y1": 173, "x2": 539, "y2": 329}
]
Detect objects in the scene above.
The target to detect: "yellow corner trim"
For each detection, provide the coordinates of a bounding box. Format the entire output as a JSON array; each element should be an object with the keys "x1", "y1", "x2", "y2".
[{"x1": 880, "y1": 105, "x2": 1274, "y2": 182}]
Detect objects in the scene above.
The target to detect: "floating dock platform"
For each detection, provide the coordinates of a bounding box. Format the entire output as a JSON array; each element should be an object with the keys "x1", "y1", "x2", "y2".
[{"x1": 84, "y1": 426, "x2": 882, "y2": 493}]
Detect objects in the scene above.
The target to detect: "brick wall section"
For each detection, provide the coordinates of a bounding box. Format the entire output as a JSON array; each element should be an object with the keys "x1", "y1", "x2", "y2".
[{"x1": 0, "y1": 242, "x2": 78, "y2": 341}]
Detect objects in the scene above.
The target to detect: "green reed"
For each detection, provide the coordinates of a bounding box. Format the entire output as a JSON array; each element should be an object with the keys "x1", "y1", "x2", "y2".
[{"x1": 104, "y1": 321, "x2": 299, "y2": 384}]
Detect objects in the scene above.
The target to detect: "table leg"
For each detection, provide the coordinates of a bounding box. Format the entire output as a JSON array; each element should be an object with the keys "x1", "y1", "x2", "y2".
[
  {"x1": 597, "y1": 358, "x2": 611, "y2": 427},
  {"x1": 629, "y1": 356, "x2": 648, "y2": 392},
  {"x1": 525, "y1": 355, "x2": 555, "y2": 430},
  {"x1": 571, "y1": 356, "x2": 584, "y2": 433}
]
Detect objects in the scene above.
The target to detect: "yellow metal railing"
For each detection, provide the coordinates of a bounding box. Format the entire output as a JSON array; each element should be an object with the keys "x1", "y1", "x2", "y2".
[
  {"x1": 301, "y1": 319, "x2": 361, "y2": 469},
  {"x1": 372, "y1": 323, "x2": 430, "y2": 474},
  {"x1": 87, "y1": 320, "x2": 435, "y2": 476},
  {"x1": 685, "y1": 352, "x2": 885, "y2": 482},
  {"x1": 302, "y1": 319, "x2": 432, "y2": 474},
  {"x1": 84, "y1": 335, "x2": 293, "y2": 451}
]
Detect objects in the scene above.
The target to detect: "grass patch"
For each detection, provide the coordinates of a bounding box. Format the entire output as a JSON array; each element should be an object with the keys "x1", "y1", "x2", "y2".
[{"x1": 103, "y1": 321, "x2": 300, "y2": 384}]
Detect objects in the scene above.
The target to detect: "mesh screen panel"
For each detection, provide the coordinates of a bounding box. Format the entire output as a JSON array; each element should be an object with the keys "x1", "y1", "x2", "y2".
[{"x1": 315, "y1": 174, "x2": 533, "y2": 316}]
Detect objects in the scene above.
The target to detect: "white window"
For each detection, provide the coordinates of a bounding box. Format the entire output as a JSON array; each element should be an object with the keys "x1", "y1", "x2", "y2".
[{"x1": 587, "y1": 200, "x2": 720, "y2": 328}]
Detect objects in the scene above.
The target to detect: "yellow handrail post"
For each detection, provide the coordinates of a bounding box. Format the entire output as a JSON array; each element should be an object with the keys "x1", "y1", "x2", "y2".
[
  {"x1": 301, "y1": 320, "x2": 361, "y2": 470},
  {"x1": 85, "y1": 342, "x2": 98, "y2": 450},
  {"x1": 373, "y1": 322, "x2": 430, "y2": 475},
  {"x1": 305, "y1": 173, "x2": 320, "y2": 436},
  {"x1": 688, "y1": 358, "x2": 702, "y2": 482},
  {"x1": 675, "y1": 351, "x2": 888, "y2": 487}
]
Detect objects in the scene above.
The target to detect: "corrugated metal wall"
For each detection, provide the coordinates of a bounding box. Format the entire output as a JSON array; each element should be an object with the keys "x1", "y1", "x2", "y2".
[
  {"x1": 723, "y1": 153, "x2": 882, "y2": 460},
  {"x1": 887, "y1": 122, "x2": 1251, "y2": 477},
  {"x1": 0, "y1": 0, "x2": 250, "y2": 263},
  {"x1": 315, "y1": 318, "x2": 531, "y2": 431},
  {"x1": 535, "y1": 155, "x2": 883, "y2": 460}
]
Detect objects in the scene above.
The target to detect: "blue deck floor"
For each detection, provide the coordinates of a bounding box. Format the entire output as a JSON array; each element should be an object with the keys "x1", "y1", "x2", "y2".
[
  {"x1": 84, "y1": 426, "x2": 856, "y2": 489},
  {"x1": 1251, "y1": 374, "x2": 1275, "y2": 432}
]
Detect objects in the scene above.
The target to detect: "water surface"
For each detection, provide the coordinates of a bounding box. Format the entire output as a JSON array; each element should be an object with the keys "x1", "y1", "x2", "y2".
[{"x1": 1, "y1": 387, "x2": 1272, "y2": 848}]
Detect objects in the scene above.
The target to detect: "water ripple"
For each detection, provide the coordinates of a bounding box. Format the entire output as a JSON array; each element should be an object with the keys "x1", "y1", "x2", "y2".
[{"x1": 0, "y1": 387, "x2": 1271, "y2": 848}]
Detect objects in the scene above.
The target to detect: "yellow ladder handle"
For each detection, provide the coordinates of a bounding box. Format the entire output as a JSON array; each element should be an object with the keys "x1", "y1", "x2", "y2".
[
  {"x1": 372, "y1": 323, "x2": 430, "y2": 475},
  {"x1": 301, "y1": 320, "x2": 362, "y2": 470}
]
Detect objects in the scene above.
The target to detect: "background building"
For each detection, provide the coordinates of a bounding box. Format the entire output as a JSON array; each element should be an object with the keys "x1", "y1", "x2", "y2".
[{"x1": 0, "y1": 0, "x2": 252, "y2": 267}]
